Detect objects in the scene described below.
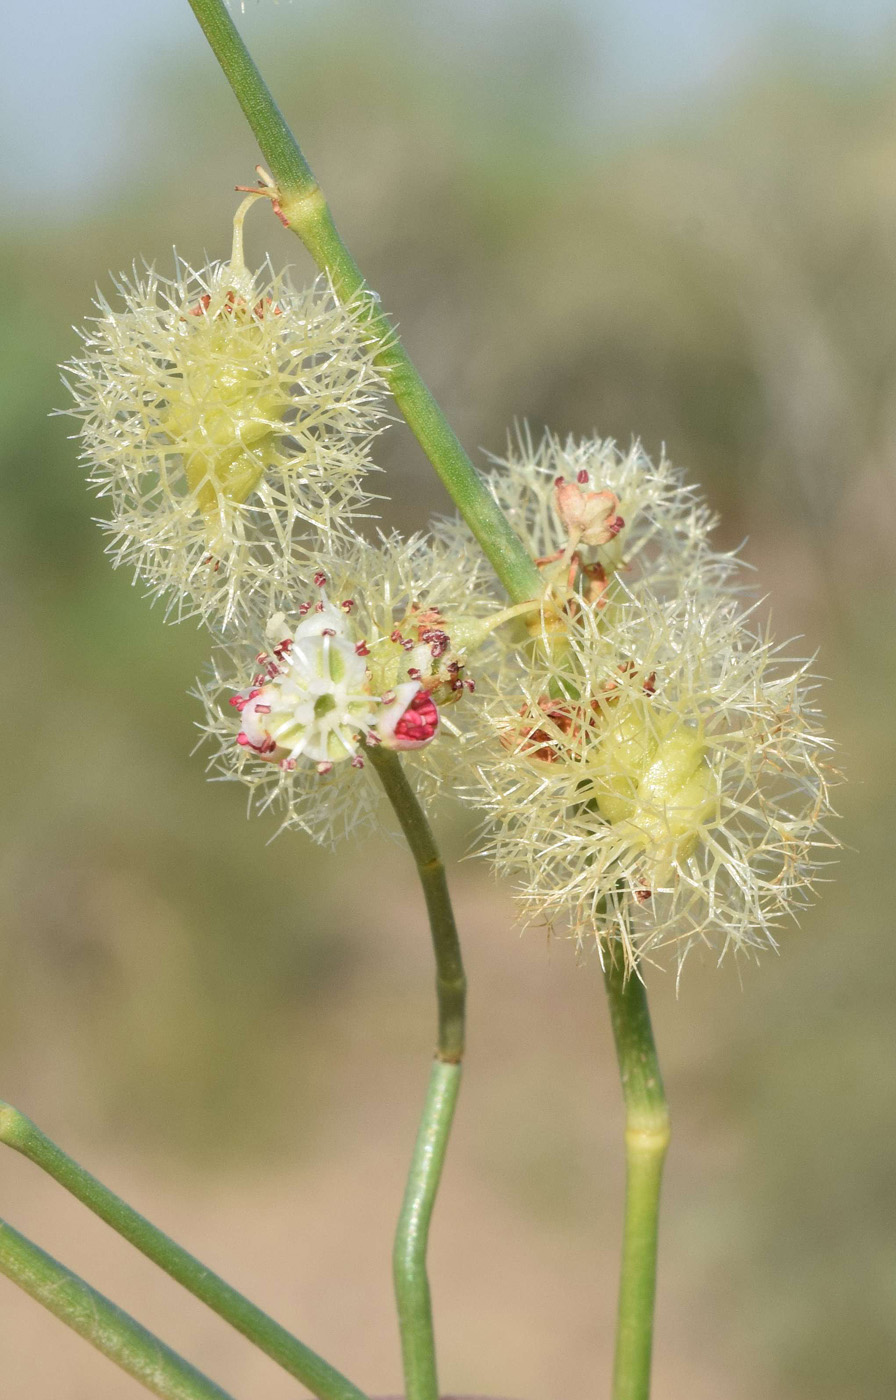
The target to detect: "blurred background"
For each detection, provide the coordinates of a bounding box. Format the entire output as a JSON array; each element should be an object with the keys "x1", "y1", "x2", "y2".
[{"x1": 1, "y1": 1, "x2": 895, "y2": 1396}]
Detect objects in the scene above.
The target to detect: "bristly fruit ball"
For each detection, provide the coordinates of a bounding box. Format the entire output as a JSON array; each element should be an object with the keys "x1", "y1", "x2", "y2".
[
  {"x1": 63, "y1": 195, "x2": 389, "y2": 626},
  {"x1": 469, "y1": 573, "x2": 836, "y2": 969}
]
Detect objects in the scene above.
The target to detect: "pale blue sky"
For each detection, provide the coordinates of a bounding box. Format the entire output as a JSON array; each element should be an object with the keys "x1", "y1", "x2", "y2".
[{"x1": 4, "y1": 0, "x2": 896, "y2": 220}]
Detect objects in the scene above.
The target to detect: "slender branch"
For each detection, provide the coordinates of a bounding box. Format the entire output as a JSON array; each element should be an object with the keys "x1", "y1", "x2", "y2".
[
  {"x1": 368, "y1": 746, "x2": 466, "y2": 1063},
  {"x1": 0, "y1": 1217, "x2": 237, "y2": 1400},
  {"x1": 0, "y1": 1102, "x2": 368, "y2": 1400},
  {"x1": 186, "y1": 0, "x2": 542, "y2": 606},
  {"x1": 368, "y1": 746, "x2": 466, "y2": 1400},
  {"x1": 601, "y1": 948, "x2": 670, "y2": 1400},
  {"x1": 392, "y1": 1060, "x2": 461, "y2": 1400}
]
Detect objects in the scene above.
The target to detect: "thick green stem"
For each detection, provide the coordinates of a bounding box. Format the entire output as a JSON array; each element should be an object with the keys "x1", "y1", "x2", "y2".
[
  {"x1": 601, "y1": 951, "x2": 670, "y2": 1400},
  {"x1": 0, "y1": 1217, "x2": 237, "y2": 1400},
  {"x1": 392, "y1": 1059, "x2": 461, "y2": 1400},
  {"x1": 0, "y1": 1102, "x2": 368, "y2": 1400},
  {"x1": 186, "y1": 0, "x2": 542, "y2": 605},
  {"x1": 368, "y1": 746, "x2": 465, "y2": 1399}
]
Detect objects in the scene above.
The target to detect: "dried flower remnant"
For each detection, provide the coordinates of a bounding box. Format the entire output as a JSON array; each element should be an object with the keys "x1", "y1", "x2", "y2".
[
  {"x1": 469, "y1": 584, "x2": 835, "y2": 969},
  {"x1": 435, "y1": 428, "x2": 737, "y2": 628},
  {"x1": 63, "y1": 196, "x2": 389, "y2": 624}
]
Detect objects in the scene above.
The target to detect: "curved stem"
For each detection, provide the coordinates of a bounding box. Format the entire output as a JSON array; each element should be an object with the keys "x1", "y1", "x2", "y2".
[
  {"x1": 186, "y1": 0, "x2": 542, "y2": 606},
  {"x1": 0, "y1": 1102, "x2": 368, "y2": 1400},
  {"x1": 368, "y1": 746, "x2": 466, "y2": 1400},
  {"x1": 0, "y1": 1217, "x2": 237, "y2": 1400},
  {"x1": 368, "y1": 747, "x2": 466, "y2": 1064},
  {"x1": 601, "y1": 949, "x2": 670, "y2": 1400}
]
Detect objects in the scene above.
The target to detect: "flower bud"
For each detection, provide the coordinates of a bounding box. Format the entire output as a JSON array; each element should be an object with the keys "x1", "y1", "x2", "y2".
[{"x1": 553, "y1": 478, "x2": 624, "y2": 545}]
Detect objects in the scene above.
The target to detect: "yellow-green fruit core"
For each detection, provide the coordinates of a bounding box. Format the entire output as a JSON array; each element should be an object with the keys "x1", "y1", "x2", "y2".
[
  {"x1": 590, "y1": 710, "x2": 716, "y2": 869},
  {"x1": 161, "y1": 317, "x2": 284, "y2": 547}
]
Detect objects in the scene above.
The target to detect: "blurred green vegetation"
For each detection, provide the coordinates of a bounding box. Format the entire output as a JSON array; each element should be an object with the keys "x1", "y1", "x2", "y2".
[{"x1": 1, "y1": 6, "x2": 895, "y2": 1398}]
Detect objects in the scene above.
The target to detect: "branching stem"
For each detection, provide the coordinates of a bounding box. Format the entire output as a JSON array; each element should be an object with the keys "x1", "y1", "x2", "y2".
[
  {"x1": 601, "y1": 949, "x2": 670, "y2": 1400},
  {"x1": 186, "y1": 0, "x2": 542, "y2": 606},
  {"x1": 0, "y1": 1102, "x2": 368, "y2": 1400}
]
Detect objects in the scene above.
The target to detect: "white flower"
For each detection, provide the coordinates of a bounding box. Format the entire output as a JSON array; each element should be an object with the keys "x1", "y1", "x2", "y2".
[
  {"x1": 196, "y1": 533, "x2": 497, "y2": 842},
  {"x1": 233, "y1": 591, "x2": 440, "y2": 771}
]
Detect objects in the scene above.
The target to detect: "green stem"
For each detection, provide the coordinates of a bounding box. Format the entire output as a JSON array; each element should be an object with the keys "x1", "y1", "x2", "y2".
[
  {"x1": 368, "y1": 746, "x2": 465, "y2": 1400},
  {"x1": 186, "y1": 0, "x2": 542, "y2": 606},
  {"x1": 392, "y1": 1059, "x2": 461, "y2": 1400},
  {"x1": 0, "y1": 1216, "x2": 237, "y2": 1400},
  {"x1": 601, "y1": 949, "x2": 670, "y2": 1400},
  {"x1": 368, "y1": 747, "x2": 466, "y2": 1063},
  {"x1": 0, "y1": 1102, "x2": 368, "y2": 1400}
]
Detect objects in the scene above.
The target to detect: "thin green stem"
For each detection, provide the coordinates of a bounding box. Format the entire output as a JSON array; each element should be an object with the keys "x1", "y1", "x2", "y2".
[
  {"x1": 392, "y1": 1059, "x2": 461, "y2": 1400},
  {"x1": 368, "y1": 746, "x2": 466, "y2": 1063},
  {"x1": 186, "y1": 0, "x2": 542, "y2": 605},
  {"x1": 0, "y1": 1102, "x2": 368, "y2": 1400},
  {"x1": 368, "y1": 746, "x2": 466, "y2": 1400},
  {"x1": 601, "y1": 949, "x2": 670, "y2": 1400},
  {"x1": 0, "y1": 1216, "x2": 237, "y2": 1400}
]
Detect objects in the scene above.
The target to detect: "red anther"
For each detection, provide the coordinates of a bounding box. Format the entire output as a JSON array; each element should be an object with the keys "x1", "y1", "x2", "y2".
[
  {"x1": 265, "y1": 662, "x2": 281, "y2": 678},
  {"x1": 391, "y1": 690, "x2": 440, "y2": 748},
  {"x1": 451, "y1": 678, "x2": 463, "y2": 692},
  {"x1": 447, "y1": 660, "x2": 460, "y2": 674},
  {"x1": 321, "y1": 628, "x2": 336, "y2": 637},
  {"x1": 254, "y1": 704, "x2": 271, "y2": 715},
  {"x1": 577, "y1": 469, "x2": 590, "y2": 484},
  {"x1": 643, "y1": 672, "x2": 656, "y2": 695},
  {"x1": 280, "y1": 758, "x2": 296, "y2": 771},
  {"x1": 298, "y1": 602, "x2": 311, "y2": 616},
  {"x1": 255, "y1": 652, "x2": 269, "y2": 664},
  {"x1": 402, "y1": 639, "x2": 415, "y2": 651},
  {"x1": 364, "y1": 731, "x2": 381, "y2": 746},
  {"x1": 390, "y1": 629, "x2": 403, "y2": 644},
  {"x1": 464, "y1": 678, "x2": 476, "y2": 692},
  {"x1": 253, "y1": 674, "x2": 265, "y2": 686},
  {"x1": 354, "y1": 640, "x2": 370, "y2": 657},
  {"x1": 608, "y1": 514, "x2": 625, "y2": 537},
  {"x1": 420, "y1": 628, "x2": 450, "y2": 658},
  {"x1": 555, "y1": 476, "x2": 565, "y2": 486},
  {"x1": 248, "y1": 688, "x2": 261, "y2": 701},
  {"x1": 407, "y1": 668, "x2": 422, "y2": 680},
  {"x1": 351, "y1": 755, "x2": 365, "y2": 769},
  {"x1": 229, "y1": 695, "x2": 247, "y2": 710},
  {"x1": 313, "y1": 572, "x2": 328, "y2": 588},
  {"x1": 316, "y1": 761, "x2": 334, "y2": 775},
  {"x1": 635, "y1": 887, "x2": 653, "y2": 903},
  {"x1": 273, "y1": 639, "x2": 292, "y2": 659},
  {"x1": 314, "y1": 600, "x2": 325, "y2": 612},
  {"x1": 341, "y1": 599, "x2": 355, "y2": 612},
  {"x1": 381, "y1": 690, "x2": 396, "y2": 705},
  {"x1": 189, "y1": 293, "x2": 212, "y2": 317},
  {"x1": 259, "y1": 736, "x2": 277, "y2": 755},
  {"x1": 236, "y1": 731, "x2": 251, "y2": 747}
]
